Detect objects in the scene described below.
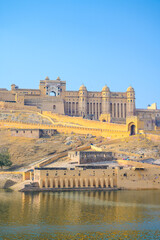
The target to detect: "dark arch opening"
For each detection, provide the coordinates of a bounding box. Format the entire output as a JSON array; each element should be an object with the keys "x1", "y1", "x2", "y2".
[
  {"x1": 130, "y1": 125, "x2": 136, "y2": 135},
  {"x1": 50, "y1": 91, "x2": 56, "y2": 96},
  {"x1": 102, "y1": 119, "x2": 106, "y2": 122}
]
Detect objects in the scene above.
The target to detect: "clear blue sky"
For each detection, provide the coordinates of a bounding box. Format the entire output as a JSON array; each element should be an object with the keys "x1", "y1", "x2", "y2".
[{"x1": 0, "y1": 0, "x2": 160, "y2": 108}]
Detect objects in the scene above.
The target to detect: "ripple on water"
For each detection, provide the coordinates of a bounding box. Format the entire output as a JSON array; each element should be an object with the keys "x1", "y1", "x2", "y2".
[{"x1": 0, "y1": 190, "x2": 160, "y2": 239}]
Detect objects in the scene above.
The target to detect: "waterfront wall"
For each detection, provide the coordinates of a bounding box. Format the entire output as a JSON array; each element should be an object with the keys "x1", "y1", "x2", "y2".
[
  {"x1": 34, "y1": 166, "x2": 160, "y2": 190},
  {"x1": 34, "y1": 167, "x2": 117, "y2": 189}
]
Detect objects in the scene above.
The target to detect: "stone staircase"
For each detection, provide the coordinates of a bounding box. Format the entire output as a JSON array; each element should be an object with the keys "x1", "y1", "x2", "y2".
[{"x1": 10, "y1": 180, "x2": 32, "y2": 191}]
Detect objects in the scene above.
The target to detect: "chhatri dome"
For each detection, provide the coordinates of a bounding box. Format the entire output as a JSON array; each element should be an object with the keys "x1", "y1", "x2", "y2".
[
  {"x1": 79, "y1": 84, "x2": 87, "y2": 91},
  {"x1": 45, "y1": 76, "x2": 50, "y2": 80},
  {"x1": 102, "y1": 85, "x2": 110, "y2": 92},
  {"x1": 57, "y1": 76, "x2": 61, "y2": 81},
  {"x1": 127, "y1": 86, "x2": 134, "y2": 92}
]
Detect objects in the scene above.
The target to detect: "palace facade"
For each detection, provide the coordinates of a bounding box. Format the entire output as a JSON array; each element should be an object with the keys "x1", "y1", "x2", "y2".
[{"x1": 0, "y1": 76, "x2": 160, "y2": 130}]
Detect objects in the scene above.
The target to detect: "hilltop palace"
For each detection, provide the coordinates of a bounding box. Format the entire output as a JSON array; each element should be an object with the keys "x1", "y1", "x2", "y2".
[{"x1": 0, "y1": 76, "x2": 160, "y2": 132}]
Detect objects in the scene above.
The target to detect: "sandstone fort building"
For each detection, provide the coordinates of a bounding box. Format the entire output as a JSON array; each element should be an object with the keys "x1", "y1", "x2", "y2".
[{"x1": 0, "y1": 76, "x2": 160, "y2": 133}]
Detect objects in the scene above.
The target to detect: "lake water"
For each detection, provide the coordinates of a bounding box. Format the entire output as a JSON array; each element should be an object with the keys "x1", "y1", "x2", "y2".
[{"x1": 0, "y1": 190, "x2": 160, "y2": 239}]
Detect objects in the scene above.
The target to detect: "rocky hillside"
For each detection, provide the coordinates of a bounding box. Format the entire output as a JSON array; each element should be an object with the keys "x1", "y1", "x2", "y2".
[{"x1": 0, "y1": 129, "x2": 96, "y2": 170}]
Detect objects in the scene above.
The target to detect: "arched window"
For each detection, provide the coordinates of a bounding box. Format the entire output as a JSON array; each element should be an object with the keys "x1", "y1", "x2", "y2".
[{"x1": 50, "y1": 91, "x2": 56, "y2": 96}]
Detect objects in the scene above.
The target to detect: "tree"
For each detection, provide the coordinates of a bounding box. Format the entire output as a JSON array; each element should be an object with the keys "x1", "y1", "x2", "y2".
[{"x1": 0, "y1": 152, "x2": 12, "y2": 169}]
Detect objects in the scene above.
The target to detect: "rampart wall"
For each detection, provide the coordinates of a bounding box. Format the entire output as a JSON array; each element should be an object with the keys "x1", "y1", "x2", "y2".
[
  {"x1": 42, "y1": 112, "x2": 130, "y2": 139},
  {"x1": 43, "y1": 112, "x2": 128, "y2": 131},
  {"x1": 0, "y1": 118, "x2": 130, "y2": 139}
]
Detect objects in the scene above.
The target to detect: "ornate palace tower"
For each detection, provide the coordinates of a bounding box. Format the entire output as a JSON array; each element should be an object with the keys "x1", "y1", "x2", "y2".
[
  {"x1": 78, "y1": 85, "x2": 87, "y2": 117},
  {"x1": 126, "y1": 86, "x2": 135, "y2": 117},
  {"x1": 101, "y1": 85, "x2": 110, "y2": 114},
  {"x1": 39, "y1": 76, "x2": 66, "y2": 96}
]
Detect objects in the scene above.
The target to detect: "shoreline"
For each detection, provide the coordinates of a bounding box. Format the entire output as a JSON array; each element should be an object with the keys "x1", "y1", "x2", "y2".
[{"x1": 20, "y1": 187, "x2": 120, "y2": 192}]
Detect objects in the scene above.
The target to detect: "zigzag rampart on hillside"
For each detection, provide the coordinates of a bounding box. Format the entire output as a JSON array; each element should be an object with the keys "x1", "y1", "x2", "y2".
[
  {"x1": 0, "y1": 118, "x2": 130, "y2": 139},
  {"x1": 42, "y1": 111, "x2": 128, "y2": 131}
]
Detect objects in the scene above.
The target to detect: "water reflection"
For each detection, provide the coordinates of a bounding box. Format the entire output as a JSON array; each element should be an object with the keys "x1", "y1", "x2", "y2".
[{"x1": 0, "y1": 190, "x2": 160, "y2": 239}]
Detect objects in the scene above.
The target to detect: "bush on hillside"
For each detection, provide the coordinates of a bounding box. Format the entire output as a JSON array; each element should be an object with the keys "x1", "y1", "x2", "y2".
[{"x1": 0, "y1": 152, "x2": 12, "y2": 169}]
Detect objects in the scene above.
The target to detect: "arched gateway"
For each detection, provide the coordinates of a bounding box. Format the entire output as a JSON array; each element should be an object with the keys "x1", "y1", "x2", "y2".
[{"x1": 128, "y1": 122, "x2": 136, "y2": 135}]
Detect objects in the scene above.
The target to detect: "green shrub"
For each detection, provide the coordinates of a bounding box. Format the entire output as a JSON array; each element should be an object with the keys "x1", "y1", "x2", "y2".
[{"x1": 0, "y1": 152, "x2": 12, "y2": 169}]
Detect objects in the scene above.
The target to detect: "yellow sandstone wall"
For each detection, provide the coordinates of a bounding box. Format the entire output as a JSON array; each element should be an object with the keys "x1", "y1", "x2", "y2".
[
  {"x1": 34, "y1": 167, "x2": 117, "y2": 189},
  {"x1": 117, "y1": 167, "x2": 160, "y2": 189},
  {"x1": 0, "y1": 117, "x2": 130, "y2": 139},
  {"x1": 34, "y1": 166, "x2": 160, "y2": 190},
  {"x1": 43, "y1": 111, "x2": 127, "y2": 130},
  {"x1": 42, "y1": 112, "x2": 130, "y2": 139}
]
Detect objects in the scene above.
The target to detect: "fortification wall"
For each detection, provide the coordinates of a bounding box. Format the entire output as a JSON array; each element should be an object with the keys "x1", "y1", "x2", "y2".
[
  {"x1": 42, "y1": 112, "x2": 130, "y2": 139},
  {"x1": 0, "y1": 118, "x2": 130, "y2": 139},
  {"x1": 43, "y1": 112, "x2": 128, "y2": 131},
  {"x1": 0, "y1": 109, "x2": 130, "y2": 139},
  {"x1": 54, "y1": 124, "x2": 129, "y2": 139}
]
